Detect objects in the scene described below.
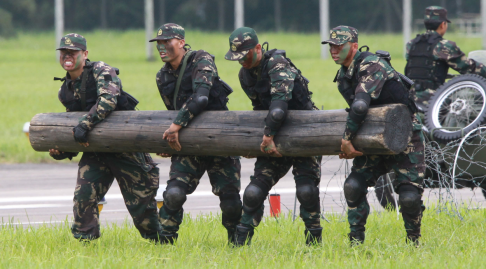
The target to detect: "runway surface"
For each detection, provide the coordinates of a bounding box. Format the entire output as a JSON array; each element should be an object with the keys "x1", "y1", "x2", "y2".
[{"x1": 1, "y1": 156, "x2": 485, "y2": 227}]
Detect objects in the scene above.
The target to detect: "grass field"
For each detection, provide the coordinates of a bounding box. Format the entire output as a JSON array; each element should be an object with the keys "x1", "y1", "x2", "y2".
[
  {"x1": 0, "y1": 30, "x2": 483, "y2": 163},
  {"x1": 0, "y1": 208, "x2": 485, "y2": 268}
]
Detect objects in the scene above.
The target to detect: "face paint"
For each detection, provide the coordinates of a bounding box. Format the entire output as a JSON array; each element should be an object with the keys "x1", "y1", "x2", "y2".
[
  {"x1": 239, "y1": 48, "x2": 258, "y2": 69},
  {"x1": 334, "y1": 42, "x2": 351, "y2": 65},
  {"x1": 74, "y1": 53, "x2": 83, "y2": 69}
]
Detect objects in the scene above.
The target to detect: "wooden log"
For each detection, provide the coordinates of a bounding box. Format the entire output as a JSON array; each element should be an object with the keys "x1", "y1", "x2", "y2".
[{"x1": 29, "y1": 104, "x2": 412, "y2": 157}]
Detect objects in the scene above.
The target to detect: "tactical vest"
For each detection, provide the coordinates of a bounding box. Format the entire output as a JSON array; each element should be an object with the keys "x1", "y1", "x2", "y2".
[
  {"x1": 158, "y1": 50, "x2": 232, "y2": 111},
  {"x1": 240, "y1": 49, "x2": 314, "y2": 110},
  {"x1": 57, "y1": 61, "x2": 137, "y2": 112},
  {"x1": 336, "y1": 51, "x2": 414, "y2": 110},
  {"x1": 405, "y1": 32, "x2": 449, "y2": 91}
]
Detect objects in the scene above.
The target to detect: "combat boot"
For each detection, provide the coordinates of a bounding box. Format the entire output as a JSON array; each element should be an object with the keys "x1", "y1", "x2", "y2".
[
  {"x1": 305, "y1": 227, "x2": 322, "y2": 245},
  {"x1": 157, "y1": 232, "x2": 178, "y2": 245},
  {"x1": 406, "y1": 234, "x2": 420, "y2": 247},
  {"x1": 348, "y1": 231, "x2": 365, "y2": 246},
  {"x1": 234, "y1": 224, "x2": 254, "y2": 247},
  {"x1": 226, "y1": 226, "x2": 237, "y2": 245}
]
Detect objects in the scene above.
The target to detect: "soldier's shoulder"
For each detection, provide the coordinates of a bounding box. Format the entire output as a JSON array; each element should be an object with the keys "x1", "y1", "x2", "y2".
[
  {"x1": 361, "y1": 54, "x2": 382, "y2": 65},
  {"x1": 192, "y1": 49, "x2": 215, "y2": 63},
  {"x1": 91, "y1": 61, "x2": 114, "y2": 72},
  {"x1": 436, "y1": 39, "x2": 459, "y2": 51},
  {"x1": 266, "y1": 52, "x2": 289, "y2": 70}
]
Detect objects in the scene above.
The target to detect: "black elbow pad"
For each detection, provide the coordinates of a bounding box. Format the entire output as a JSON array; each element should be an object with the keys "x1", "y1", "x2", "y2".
[
  {"x1": 264, "y1": 100, "x2": 288, "y2": 133},
  {"x1": 349, "y1": 92, "x2": 371, "y2": 123},
  {"x1": 186, "y1": 88, "x2": 210, "y2": 115}
]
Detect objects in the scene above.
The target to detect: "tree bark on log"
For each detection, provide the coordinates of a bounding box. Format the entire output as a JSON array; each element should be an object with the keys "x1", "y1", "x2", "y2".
[{"x1": 29, "y1": 104, "x2": 412, "y2": 157}]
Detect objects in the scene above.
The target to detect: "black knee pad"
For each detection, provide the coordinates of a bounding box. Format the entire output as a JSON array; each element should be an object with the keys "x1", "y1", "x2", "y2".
[
  {"x1": 220, "y1": 192, "x2": 242, "y2": 219},
  {"x1": 343, "y1": 172, "x2": 368, "y2": 208},
  {"x1": 296, "y1": 179, "x2": 320, "y2": 211},
  {"x1": 243, "y1": 183, "x2": 268, "y2": 213},
  {"x1": 398, "y1": 185, "x2": 422, "y2": 215},
  {"x1": 163, "y1": 182, "x2": 188, "y2": 213}
]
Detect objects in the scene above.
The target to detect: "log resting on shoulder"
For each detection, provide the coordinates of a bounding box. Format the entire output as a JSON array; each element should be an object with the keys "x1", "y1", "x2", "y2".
[{"x1": 29, "y1": 104, "x2": 412, "y2": 157}]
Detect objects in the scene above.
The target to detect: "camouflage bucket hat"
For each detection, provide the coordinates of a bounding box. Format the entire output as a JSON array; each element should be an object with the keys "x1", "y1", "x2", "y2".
[
  {"x1": 425, "y1": 6, "x2": 451, "y2": 23},
  {"x1": 321, "y1": 26, "x2": 358, "y2": 46},
  {"x1": 225, "y1": 27, "x2": 259, "y2": 61},
  {"x1": 56, "y1": 33, "x2": 87, "y2": 50},
  {"x1": 149, "y1": 23, "x2": 185, "y2": 42}
]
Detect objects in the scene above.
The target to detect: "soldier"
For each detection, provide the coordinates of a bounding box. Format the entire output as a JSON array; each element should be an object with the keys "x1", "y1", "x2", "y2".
[
  {"x1": 225, "y1": 27, "x2": 322, "y2": 246},
  {"x1": 322, "y1": 26, "x2": 426, "y2": 245},
  {"x1": 150, "y1": 23, "x2": 242, "y2": 245},
  {"x1": 49, "y1": 34, "x2": 163, "y2": 241},
  {"x1": 406, "y1": 6, "x2": 486, "y2": 111}
]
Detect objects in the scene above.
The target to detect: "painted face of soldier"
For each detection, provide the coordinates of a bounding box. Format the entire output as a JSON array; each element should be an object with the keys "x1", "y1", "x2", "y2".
[
  {"x1": 157, "y1": 39, "x2": 183, "y2": 63},
  {"x1": 59, "y1": 49, "x2": 88, "y2": 72},
  {"x1": 329, "y1": 42, "x2": 352, "y2": 65},
  {"x1": 238, "y1": 44, "x2": 261, "y2": 69}
]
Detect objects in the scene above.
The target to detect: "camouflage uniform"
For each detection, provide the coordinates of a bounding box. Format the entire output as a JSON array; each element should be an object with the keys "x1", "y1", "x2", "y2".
[
  {"x1": 54, "y1": 34, "x2": 162, "y2": 241},
  {"x1": 225, "y1": 27, "x2": 322, "y2": 245},
  {"x1": 323, "y1": 26, "x2": 426, "y2": 244},
  {"x1": 405, "y1": 6, "x2": 486, "y2": 107},
  {"x1": 151, "y1": 24, "x2": 242, "y2": 243}
]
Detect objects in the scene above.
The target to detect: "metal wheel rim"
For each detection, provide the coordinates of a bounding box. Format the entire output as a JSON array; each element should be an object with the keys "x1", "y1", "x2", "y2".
[{"x1": 432, "y1": 81, "x2": 486, "y2": 133}]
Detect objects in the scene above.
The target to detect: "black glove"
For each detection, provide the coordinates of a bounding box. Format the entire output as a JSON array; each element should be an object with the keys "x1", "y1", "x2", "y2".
[
  {"x1": 73, "y1": 123, "x2": 89, "y2": 143},
  {"x1": 50, "y1": 152, "x2": 78, "y2": 160}
]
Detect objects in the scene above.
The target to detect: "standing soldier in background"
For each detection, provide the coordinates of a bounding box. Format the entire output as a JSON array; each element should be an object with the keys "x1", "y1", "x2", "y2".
[
  {"x1": 322, "y1": 26, "x2": 426, "y2": 245},
  {"x1": 49, "y1": 34, "x2": 163, "y2": 242},
  {"x1": 406, "y1": 6, "x2": 486, "y2": 112},
  {"x1": 225, "y1": 27, "x2": 322, "y2": 246},
  {"x1": 151, "y1": 23, "x2": 242, "y2": 245}
]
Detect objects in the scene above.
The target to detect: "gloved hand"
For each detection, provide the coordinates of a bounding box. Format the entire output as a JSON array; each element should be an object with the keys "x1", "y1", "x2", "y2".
[
  {"x1": 73, "y1": 123, "x2": 89, "y2": 144},
  {"x1": 49, "y1": 149, "x2": 78, "y2": 160}
]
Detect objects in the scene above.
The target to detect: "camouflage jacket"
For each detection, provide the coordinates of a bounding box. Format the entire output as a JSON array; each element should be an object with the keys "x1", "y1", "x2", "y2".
[
  {"x1": 406, "y1": 30, "x2": 486, "y2": 77},
  {"x1": 156, "y1": 49, "x2": 218, "y2": 127},
  {"x1": 59, "y1": 61, "x2": 120, "y2": 130},
  {"x1": 239, "y1": 51, "x2": 298, "y2": 108},
  {"x1": 336, "y1": 51, "x2": 403, "y2": 141}
]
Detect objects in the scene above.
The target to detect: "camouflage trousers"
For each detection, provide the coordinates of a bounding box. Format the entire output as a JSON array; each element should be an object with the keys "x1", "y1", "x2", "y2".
[
  {"x1": 159, "y1": 155, "x2": 241, "y2": 233},
  {"x1": 348, "y1": 123, "x2": 426, "y2": 238},
  {"x1": 413, "y1": 87, "x2": 436, "y2": 109},
  {"x1": 72, "y1": 152, "x2": 161, "y2": 240},
  {"x1": 240, "y1": 156, "x2": 322, "y2": 229}
]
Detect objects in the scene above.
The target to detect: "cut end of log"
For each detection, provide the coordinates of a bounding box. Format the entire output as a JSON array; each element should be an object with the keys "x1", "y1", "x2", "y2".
[{"x1": 383, "y1": 104, "x2": 412, "y2": 154}]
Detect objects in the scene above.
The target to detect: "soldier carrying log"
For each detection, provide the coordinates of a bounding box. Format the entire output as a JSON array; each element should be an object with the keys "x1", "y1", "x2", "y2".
[
  {"x1": 150, "y1": 23, "x2": 242, "y2": 245},
  {"x1": 49, "y1": 34, "x2": 163, "y2": 241},
  {"x1": 225, "y1": 27, "x2": 323, "y2": 246},
  {"x1": 322, "y1": 26, "x2": 426, "y2": 246}
]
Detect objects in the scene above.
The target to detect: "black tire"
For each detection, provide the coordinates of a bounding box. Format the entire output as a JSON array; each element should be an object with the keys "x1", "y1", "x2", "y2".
[
  {"x1": 425, "y1": 74, "x2": 486, "y2": 143},
  {"x1": 374, "y1": 174, "x2": 396, "y2": 210}
]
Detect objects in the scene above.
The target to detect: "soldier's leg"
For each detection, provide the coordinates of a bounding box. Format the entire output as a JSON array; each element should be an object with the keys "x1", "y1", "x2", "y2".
[
  {"x1": 158, "y1": 155, "x2": 205, "y2": 243},
  {"x1": 106, "y1": 153, "x2": 162, "y2": 241},
  {"x1": 346, "y1": 155, "x2": 387, "y2": 244},
  {"x1": 72, "y1": 153, "x2": 115, "y2": 240},
  {"x1": 389, "y1": 126, "x2": 426, "y2": 244},
  {"x1": 292, "y1": 156, "x2": 323, "y2": 245},
  {"x1": 206, "y1": 156, "x2": 242, "y2": 244},
  {"x1": 236, "y1": 157, "x2": 292, "y2": 246}
]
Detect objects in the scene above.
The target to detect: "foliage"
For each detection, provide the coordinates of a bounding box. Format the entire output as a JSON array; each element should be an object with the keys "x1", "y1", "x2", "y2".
[{"x1": 1, "y1": 208, "x2": 486, "y2": 268}]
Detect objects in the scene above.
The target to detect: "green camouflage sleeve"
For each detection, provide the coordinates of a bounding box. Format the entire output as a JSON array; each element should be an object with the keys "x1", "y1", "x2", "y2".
[
  {"x1": 343, "y1": 56, "x2": 393, "y2": 141},
  {"x1": 405, "y1": 41, "x2": 412, "y2": 61},
  {"x1": 79, "y1": 62, "x2": 120, "y2": 130},
  {"x1": 173, "y1": 51, "x2": 217, "y2": 127},
  {"x1": 434, "y1": 40, "x2": 486, "y2": 77},
  {"x1": 267, "y1": 54, "x2": 297, "y2": 102}
]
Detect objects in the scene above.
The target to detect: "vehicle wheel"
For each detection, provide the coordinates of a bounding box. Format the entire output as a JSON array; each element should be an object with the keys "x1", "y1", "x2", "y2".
[
  {"x1": 374, "y1": 174, "x2": 396, "y2": 210},
  {"x1": 425, "y1": 74, "x2": 486, "y2": 143}
]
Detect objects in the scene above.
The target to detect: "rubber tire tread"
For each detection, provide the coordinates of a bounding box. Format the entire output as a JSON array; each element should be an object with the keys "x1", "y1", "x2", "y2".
[{"x1": 424, "y1": 74, "x2": 486, "y2": 143}]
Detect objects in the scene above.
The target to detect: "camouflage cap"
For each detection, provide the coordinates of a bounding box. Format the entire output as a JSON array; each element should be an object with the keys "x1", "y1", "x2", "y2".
[
  {"x1": 56, "y1": 33, "x2": 87, "y2": 51},
  {"x1": 424, "y1": 6, "x2": 451, "y2": 23},
  {"x1": 149, "y1": 23, "x2": 185, "y2": 42},
  {"x1": 321, "y1": 26, "x2": 358, "y2": 46},
  {"x1": 224, "y1": 27, "x2": 259, "y2": 61}
]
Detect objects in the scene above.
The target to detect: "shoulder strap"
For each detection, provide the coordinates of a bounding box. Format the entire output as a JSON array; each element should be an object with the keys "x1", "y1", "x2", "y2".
[
  {"x1": 174, "y1": 50, "x2": 194, "y2": 109},
  {"x1": 80, "y1": 62, "x2": 92, "y2": 111}
]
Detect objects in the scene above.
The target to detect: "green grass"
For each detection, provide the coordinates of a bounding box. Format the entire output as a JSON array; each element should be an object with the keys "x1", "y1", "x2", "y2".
[
  {"x1": 1, "y1": 208, "x2": 486, "y2": 268},
  {"x1": 0, "y1": 30, "x2": 483, "y2": 163}
]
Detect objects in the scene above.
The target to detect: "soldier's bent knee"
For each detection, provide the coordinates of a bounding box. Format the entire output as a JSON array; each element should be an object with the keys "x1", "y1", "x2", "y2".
[
  {"x1": 243, "y1": 183, "x2": 267, "y2": 213},
  {"x1": 343, "y1": 172, "x2": 367, "y2": 208},
  {"x1": 163, "y1": 183, "x2": 188, "y2": 213},
  {"x1": 398, "y1": 185, "x2": 422, "y2": 214},
  {"x1": 296, "y1": 179, "x2": 319, "y2": 211},
  {"x1": 220, "y1": 192, "x2": 242, "y2": 219}
]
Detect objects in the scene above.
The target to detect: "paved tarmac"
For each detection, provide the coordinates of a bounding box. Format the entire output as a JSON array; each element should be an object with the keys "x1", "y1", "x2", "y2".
[{"x1": 0, "y1": 156, "x2": 485, "y2": 227}]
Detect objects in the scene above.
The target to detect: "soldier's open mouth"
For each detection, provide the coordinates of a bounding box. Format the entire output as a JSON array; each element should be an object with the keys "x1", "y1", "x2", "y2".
[{"x1": 64, "y1": 61, "x2": 74, "y2": 68}]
